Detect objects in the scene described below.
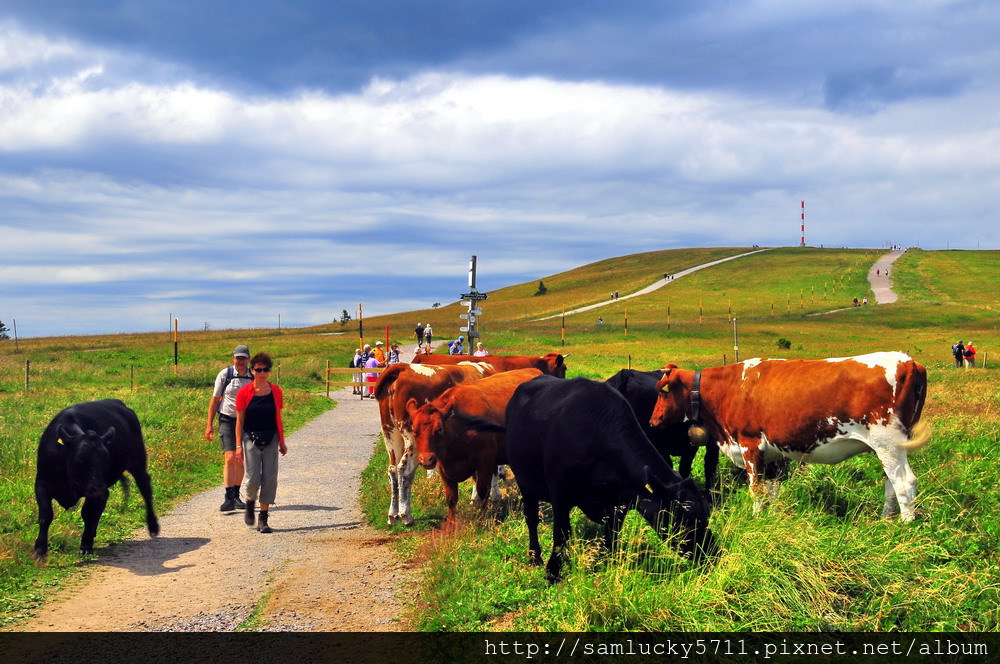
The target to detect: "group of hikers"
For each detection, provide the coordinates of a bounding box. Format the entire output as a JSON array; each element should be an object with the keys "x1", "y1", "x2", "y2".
[
  {"x1": 349, "y1": 341, "x2": 403, "y2": 397},
  {"x1": 951, "y1": 340, "x2": 977, "y2": 368}
]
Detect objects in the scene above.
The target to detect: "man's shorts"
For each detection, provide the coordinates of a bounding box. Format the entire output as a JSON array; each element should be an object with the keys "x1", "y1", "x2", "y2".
[{"x1": 218, "y1": 414, "x2": 238, "y2": 452}]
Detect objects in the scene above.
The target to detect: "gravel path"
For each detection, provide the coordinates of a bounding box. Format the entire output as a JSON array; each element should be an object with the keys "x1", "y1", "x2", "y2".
[
  {"x1": 868, "y1": 249, "x2": 905, "y2": 304},
  {"x1": 21, "y1": 387, "x2": 414, "y2": 632},
  {"x1": 534, "y1": 248, "x2": 772, "y2": 320}
]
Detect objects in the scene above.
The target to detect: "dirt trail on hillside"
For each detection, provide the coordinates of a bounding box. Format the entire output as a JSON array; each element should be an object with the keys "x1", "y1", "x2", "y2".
[
  {"x1": 869, "y1": 249, "x2": 905, "y2": 304},
  {"x1": 19, "y1": 386, "x2": 415, "y2": 633}
]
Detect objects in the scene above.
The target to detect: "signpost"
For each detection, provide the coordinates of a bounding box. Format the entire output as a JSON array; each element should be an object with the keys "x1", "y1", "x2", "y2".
[{"x1": 461, "y1": 256, "x2": 488, "y2": 344}]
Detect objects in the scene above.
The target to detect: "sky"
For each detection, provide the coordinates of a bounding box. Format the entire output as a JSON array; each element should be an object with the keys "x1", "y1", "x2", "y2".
[{"x1": 2, "y1": 1, "x2": 998, "y2": 337}]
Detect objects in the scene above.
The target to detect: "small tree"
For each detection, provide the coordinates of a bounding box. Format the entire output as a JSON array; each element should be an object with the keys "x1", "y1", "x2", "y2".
[
  {"x1": 339, "y1": 309, "x2": 352, "y2": 325},
  {"x1": 432, "y1": 303, "x2": 441, "y2": 309},
  {"x1": 0, "y1": 320, "x2": 9, "y2": 340},
  {"x1": 534, "y1": 281, "x2": 548, "y2": 296}
]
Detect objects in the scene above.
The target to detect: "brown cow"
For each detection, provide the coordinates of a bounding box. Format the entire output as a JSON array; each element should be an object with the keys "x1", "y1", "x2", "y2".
[
  {"x1": 651, "y1": 352, "x2": 930, "y2": 521},
  {"x1": 373, "y1": 362, "x2": 496, "y2": 525},
  {"x1": 411, "y1": 368, "x2": 543, "y2": 525},
  {"x1": 411, "y1": 352, "x2": 568, "y2": 378}
]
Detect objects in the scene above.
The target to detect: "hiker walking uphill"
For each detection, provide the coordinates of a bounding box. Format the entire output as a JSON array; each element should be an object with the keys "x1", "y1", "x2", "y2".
[
  {"x1": 414, "y1": 323, "x2": 425, "y2": 351},
  {"x1": 952, "y1": 340, "x2": 966, "y2": 368},
  {"x1": 964, "y1": 341, "x2": 977, "y2": 368}
]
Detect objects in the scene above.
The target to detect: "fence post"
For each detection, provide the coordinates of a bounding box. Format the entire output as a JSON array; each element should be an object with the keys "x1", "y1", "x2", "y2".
[
  {"x1": 326, "y1": 360, "x2": 331, "y2": 398},
  {"x1": 25, "y1": 359, "x2": 30, "y2": 392}
]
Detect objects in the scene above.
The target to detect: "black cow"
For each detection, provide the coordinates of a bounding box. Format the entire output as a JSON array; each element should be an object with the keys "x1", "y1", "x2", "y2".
[
  {"x1": 34, "y1": 399, "x2": 159, "y2": 558},
  {"x1": 606, "y1": 369, "x2": 719, "y2": 492},
  {"x1": 478, "y1": 375, "x2": 716, "y2": 582}
]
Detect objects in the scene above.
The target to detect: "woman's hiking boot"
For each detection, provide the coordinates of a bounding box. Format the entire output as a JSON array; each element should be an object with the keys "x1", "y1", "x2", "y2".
[
  {"x1": 244, "y1": 500, "x2": 256, "y2": 526},
  {"x1": 257, "y1": 510, "x2": 272, "y2": 534}
]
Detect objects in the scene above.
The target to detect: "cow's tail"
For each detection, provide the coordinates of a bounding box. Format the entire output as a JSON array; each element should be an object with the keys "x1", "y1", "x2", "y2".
[
  {"x1": 900, "y1": 419, "x2": 931, "y2": 450},
  {"x1": 119, "y1": 475, "x2": 132, "y2": 501},
  {"x1": 452, "y1": 409, "x2": 506, "y2": 434}
]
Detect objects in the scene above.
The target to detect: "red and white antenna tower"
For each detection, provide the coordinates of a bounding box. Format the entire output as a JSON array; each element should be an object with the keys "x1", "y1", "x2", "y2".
[{"x1": 800, "y1": 200, "x2": 805, "y2": 246}]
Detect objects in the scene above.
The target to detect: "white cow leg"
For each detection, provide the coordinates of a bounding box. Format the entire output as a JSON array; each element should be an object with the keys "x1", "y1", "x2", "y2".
[
  {"x1": 386, "y1": 466, "x2": 400, "y2": 524},
  {"x1": 881, "y1": 475, "x2": 900, "y2": 519},
  {"x1": 397, "y1": 452, "x2": 417, "y2": 526},
  {"x1": 743, "y1": 447, "x2": 767, "y2": 515},
  {"x1": 875, "y1": 446, "x2": 918, "y2": 521},
  {"x1": 489, "y1": 471, "x2": 502, "y2": 502}
]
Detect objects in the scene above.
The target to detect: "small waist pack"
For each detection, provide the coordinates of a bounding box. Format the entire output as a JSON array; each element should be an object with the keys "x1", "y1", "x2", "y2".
[{"x1": 246, "y1": 430, "x2": 276, "y2": 449}]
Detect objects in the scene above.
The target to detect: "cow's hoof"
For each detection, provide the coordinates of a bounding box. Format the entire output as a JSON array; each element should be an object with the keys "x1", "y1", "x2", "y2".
[
  {"x1": 79, "y1": 547, "x2": 94, "y2": 556},
  {"x1": 32, "y1": 547, "x2": 48, "y2": 561},
  {"x1": 403, "y1": 517, "x2": 415, "y2": 527}
]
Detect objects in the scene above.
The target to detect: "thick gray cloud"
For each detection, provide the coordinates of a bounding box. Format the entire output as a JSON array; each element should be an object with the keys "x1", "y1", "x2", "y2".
[{"x1": 0, "y1": 2, "x2": 997, "y2": 336}]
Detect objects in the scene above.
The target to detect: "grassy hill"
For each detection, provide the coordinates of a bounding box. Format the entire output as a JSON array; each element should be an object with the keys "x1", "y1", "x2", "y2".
[{"x1": 1, "y1": 246, "x2": 997, "y2": 631}]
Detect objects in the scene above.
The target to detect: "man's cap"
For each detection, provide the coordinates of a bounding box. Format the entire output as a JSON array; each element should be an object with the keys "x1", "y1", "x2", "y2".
[
  {"x1": 376, "y1": 340, "x2": 383, "y2": 345},
  {"x1": 233, "y1": 345, "x2": 250, "y2": 358}
]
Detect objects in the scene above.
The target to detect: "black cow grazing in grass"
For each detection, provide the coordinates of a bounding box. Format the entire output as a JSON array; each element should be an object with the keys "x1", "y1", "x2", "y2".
[
  {"x1": 34, "y1": 399, "x2": 159, "y2": 558},
  {"x1": 606, "y1": 369, "x2": 719, "y2": 493},
  {"x1": 480, "y1": 374, "x2": 715, "y2": 582}
]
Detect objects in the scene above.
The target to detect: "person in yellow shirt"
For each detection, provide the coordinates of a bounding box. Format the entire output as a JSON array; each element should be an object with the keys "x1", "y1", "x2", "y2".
[{"x1": 373, "y1": 340, "x2": 387, "y2": 366}]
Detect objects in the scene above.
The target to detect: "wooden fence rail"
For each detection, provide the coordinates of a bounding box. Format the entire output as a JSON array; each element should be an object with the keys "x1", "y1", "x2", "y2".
[{"x1": 325, "y1": 362, "x2": 385, "y2": 398}]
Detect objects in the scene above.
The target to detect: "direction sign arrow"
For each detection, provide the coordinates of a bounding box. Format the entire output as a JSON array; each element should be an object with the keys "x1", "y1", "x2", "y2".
[
  {"x1": 459, "y1": 326, "x2": 469, "y2": 332},
  {"x1": 460, "y1": 301, "x2": 471, "y2": 307},
  {"x1": 470, "y1": 307, "x2": 483, "y2": 316},
  {"x1": 460, "y1": 292, "x2": 488, "y2": 301},
  {"x1": 459, "y1": 314, "x2": 469, "y2": 320}
]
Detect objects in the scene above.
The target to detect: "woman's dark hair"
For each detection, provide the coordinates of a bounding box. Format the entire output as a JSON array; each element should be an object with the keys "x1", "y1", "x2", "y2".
[{"x1": 250, "y1": 352, "x2": 273, "y2": 370}]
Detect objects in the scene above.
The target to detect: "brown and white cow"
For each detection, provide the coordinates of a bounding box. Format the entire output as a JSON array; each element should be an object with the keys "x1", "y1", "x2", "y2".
[
  {"x1": 650, "y1": 352, "x2": 930, "y2": 521},
  {"x1": 411, "y1": 352, "x2": 568, "y2": 378},
  {"x1": 410, "y1": 368, "x2": 544, "y2": 525},
  {"x1": 373, "y1": 362, "x2": 496, "y2": 525}
]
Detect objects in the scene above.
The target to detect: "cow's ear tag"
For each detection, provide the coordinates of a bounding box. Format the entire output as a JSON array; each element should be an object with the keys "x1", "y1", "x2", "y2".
[
  {"x1": 645, "y1": 483, "x2": 653, "y2": 494},
  {"x1": 57, "y1": 438, "x2": 64, "y2": 445}
]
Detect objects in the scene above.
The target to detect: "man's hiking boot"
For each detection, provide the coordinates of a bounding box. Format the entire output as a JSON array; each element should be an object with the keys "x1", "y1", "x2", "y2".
[{"x1": 219, "y1": 486, "x2": 237, "y2": 512}]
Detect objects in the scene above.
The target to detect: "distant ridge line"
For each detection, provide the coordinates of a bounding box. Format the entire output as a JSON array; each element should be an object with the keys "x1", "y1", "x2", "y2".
[{"x1": 534, "y1": 248, "x2": 774, "y2": 321}]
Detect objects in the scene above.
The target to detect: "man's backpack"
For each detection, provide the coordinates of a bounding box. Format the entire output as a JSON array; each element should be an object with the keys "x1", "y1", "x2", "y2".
[{"x1": 216, "y1": 367, "x2": 250, "y2": 419}]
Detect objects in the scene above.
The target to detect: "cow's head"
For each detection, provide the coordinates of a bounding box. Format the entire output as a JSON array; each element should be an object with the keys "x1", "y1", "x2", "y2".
[
  {"x1": 410, "y1": 400, "x2": 450, "y2": 469},
  {"x1": 542, "y1": 353, "x2": 568, "y2": 379},
  {"x1": 639, "y1": 468, "x2": 717, "y2": 562},
  {"x1": 58, "y1": 423, "x2": 114, "y2": 499},
  {"x1": 650, "y1": 364, "x2": 688, "y2": 428}
]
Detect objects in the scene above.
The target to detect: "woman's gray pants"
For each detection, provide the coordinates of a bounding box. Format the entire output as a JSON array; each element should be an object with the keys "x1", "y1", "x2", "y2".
[{"x1": 240, "y1": 432, "x2": 280, "y2": 505}]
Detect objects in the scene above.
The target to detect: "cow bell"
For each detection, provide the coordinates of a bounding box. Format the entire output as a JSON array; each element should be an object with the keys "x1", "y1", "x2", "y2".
[{"x1": 687, "y1": 424, "x2": 710, "y2": 447}]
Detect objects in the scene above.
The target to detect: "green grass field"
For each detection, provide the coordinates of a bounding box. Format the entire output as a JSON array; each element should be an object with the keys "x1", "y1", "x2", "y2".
[{"x1": 1, "y1": 246, "x2": 997, "y2": 631}]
